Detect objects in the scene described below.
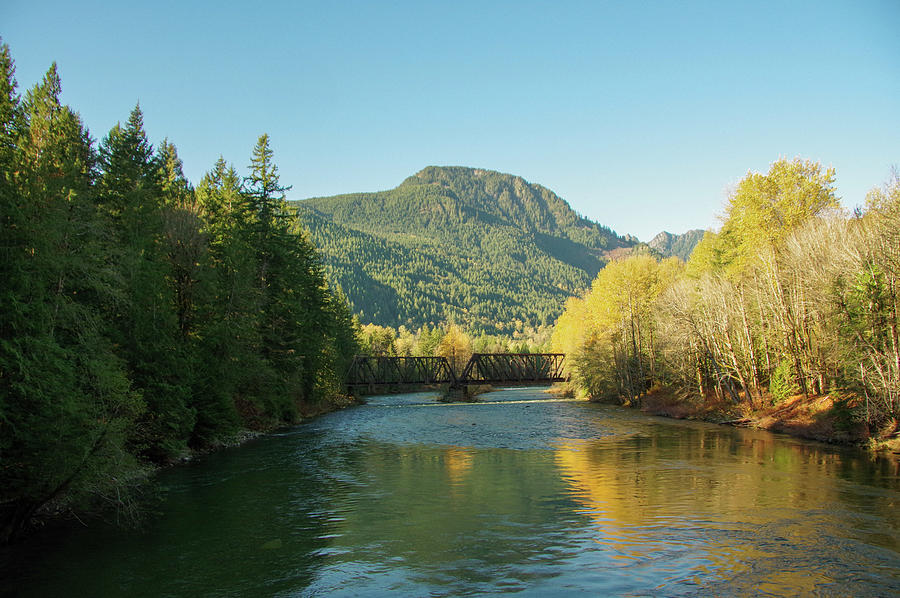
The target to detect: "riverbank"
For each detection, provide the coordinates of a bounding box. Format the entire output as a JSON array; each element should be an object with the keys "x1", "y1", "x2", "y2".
[
  {"x1": 180, "y1": 393, "x2": 362, "y2": 462},
  {"x1": 637, "y1": 388, "x2": 900, "y2": 456},
  {"x1": 6, "y1": 393, "x2": 363, "y2": 545}
]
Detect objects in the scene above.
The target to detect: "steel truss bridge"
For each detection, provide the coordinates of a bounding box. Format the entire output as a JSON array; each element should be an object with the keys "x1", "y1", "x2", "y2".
[{"x1": 346, "y1": 353, "x2": 567, "y2": 392}]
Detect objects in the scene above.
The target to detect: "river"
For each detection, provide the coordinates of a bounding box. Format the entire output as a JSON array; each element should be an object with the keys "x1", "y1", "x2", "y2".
[{"x1": 3, "y1": 387, "x2": 900, "y2": 596}]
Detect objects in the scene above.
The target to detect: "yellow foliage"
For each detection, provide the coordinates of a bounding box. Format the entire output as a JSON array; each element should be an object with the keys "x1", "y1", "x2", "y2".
[
  {"x1": 358, "y1": 323, "x2": 397, "y2": 355},
  {"x1": 552, "y1": 254, "x2": 682, "y2": 397},
  {"x1": 685, "y1": 231, "x2": 722, "y2": 278},
  {"x1": 688, "y1": 157, "x2": 839, "y2": 280},
  {"x1": 436, "y1": 324, "x2": 473, "y2": 375}
]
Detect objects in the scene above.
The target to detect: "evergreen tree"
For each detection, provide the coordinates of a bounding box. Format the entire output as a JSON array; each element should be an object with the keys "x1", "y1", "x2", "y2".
[
  {"x1": 0, "y1": 44, "x2": 360, "y2": 540},
  {"x1": 245, "y1": 134, "x2": 332, "y2": 413},
  {"x1": 1, "y1": 61, "x2": 140, "y2": 542},
  {"x1": 193, "y1": 158, "x2": 259, "y2": 440},
  {"x1": 97, "y1": 105, "x2": 194, "y2": 461},
  {"x1": 246, "y1": 133, "x2": 291, "y2": 232},
  {"x1": 0, "y1": 41, "x2": 19, "y2": 165},
  {"x1": 316, "y1": 283, "x2": 360, "y2": 398},
  {"x1": 157, "y1": 140, "x2": 205, "y2": 339}
]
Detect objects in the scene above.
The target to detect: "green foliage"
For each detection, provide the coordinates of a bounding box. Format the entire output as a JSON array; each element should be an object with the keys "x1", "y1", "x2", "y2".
[
  {"x1": 769, "y1": 359, "x2": 796, "y2": 404},
  {"x1": 647, "y1": 229, "x2": 705, "y2": 261},
  {"x1": 356, "y1": 322, "x2": 550, "y2": 361},
  {"x1": 97, "y1": 104, "x2": 196, "y2": 462},
  {"x1": 1, "y1": 53, "x2": 143, "y2": 542},
  {"x1": 844, "y1": 264, "x2": 891, "y2": 347},
  {"x1": 830, "y1": 176, "x2": 900, "y2": 423},
  {"x1": 358, "y1": 324, "x2": 398, "y2": 356},
  {"x1": 192, "y1": 157, "x2": 257, "y2": 442},
  {"x1": 0, "y1": 44, "x2": 358, "y2": 542},
  {"x1": 295, "y1": 166, "x2": 635, "y2": 334}
]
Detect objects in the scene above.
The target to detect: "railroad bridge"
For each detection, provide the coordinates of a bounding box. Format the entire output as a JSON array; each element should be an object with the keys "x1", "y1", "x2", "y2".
[{"x1": 346, "y1": 353, "x2": 567, "y2": 393}]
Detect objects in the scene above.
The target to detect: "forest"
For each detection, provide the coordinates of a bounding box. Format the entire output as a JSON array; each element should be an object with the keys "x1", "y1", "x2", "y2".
[
  {"x1": 648, "y1": 229, "x2": 706, "y2": 261},
  {"x1": 0, "y1": 44, "x2": 358, "y2": 542},
  {"x1": 553, "y1": 158, "x2": 900, "y2": 441}
]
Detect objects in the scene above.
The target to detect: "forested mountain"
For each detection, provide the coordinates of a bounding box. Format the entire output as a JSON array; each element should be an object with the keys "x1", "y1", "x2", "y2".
[
  {"x1": 648, "y1": 229, "x2": 705, "y2": 260},
  {"x1": 295, "y1": 166, "x2": 637, "y2": 333}
]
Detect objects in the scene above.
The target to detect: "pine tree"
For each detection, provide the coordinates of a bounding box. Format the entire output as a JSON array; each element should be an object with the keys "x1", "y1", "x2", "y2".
[
  {"x1": 243, "y1": 134, "x2": 352, "y2": 413},
  {"x1": 244, "y1": 135, "x2": 312, "y2": 415},
  {"x1": 246, "y1": 133, "x2": 291, "y2": 234},
  {"x1": 1, "y1": 60, "x2": 141, "y2": 542},
  {"x1": 157, "y1": 140, "x2": 205, "y2": 338},
  {"x1": 192, "y1": 157, "x2": 259, "y2": 441},
  {"x1": 0, "y1": 45, "x2": 360, "y2": 540},
  {"x1": 98, "y1": 105, "x2": 195, "y2": 461}
]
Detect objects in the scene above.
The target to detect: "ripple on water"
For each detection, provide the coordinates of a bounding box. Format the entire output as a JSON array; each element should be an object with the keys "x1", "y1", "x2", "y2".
[{"x1": 3, "y1": 389, "x2": 900, "y2": 597}]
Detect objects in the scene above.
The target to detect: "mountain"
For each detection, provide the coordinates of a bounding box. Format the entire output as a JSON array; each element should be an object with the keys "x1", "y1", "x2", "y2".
[
  {"x1": 648, "y1": 229, "x2": 705, "y2": 261},
  {"x1": 294, "y1": 166, "x2": 637, "y2": 334}
]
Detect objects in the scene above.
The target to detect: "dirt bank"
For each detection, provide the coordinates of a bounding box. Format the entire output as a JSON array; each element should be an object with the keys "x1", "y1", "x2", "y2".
[{"x1": 637, "y1": 388, "x2": 900, "y2": 457}]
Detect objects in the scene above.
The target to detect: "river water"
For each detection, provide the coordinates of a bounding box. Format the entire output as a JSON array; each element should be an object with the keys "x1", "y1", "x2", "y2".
[{"x1": 3, "y1": 387, "x2": 900, "y2": 596}]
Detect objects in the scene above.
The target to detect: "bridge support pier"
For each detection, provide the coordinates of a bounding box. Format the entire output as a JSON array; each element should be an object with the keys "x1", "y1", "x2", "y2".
[{"x1": 442, "y1": 384, "x2": 478, "y2": 402}]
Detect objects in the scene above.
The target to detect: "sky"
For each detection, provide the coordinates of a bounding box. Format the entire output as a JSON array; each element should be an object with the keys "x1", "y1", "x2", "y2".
[{"x1": 3, "y1": 0, "x2": 898, "y2": 241}]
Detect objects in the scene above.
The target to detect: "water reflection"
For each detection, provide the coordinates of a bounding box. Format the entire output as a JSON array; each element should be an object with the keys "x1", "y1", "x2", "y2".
[
  {"x1": 2, "y1": 392, "x2": 899, "y2": 597},
  {"x1": 3, "y1": 435, "x2": 337, "y2": 597},
  {"x1": 554, "y1": 418, "x2": 900, "y2": 595},
  {"x1": 301, "y1": 440, "x2": 584, "y2": 595}
]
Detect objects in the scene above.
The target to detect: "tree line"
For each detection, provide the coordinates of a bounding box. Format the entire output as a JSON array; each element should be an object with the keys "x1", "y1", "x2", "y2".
[
  {"x1": 553, "y1": 158, "x2": 900, "y2": 437},
  {"x1": 0, "y1": 44, "x2": 357, "y2": 542},
  {"x1": 357, "y1": 323, "x2": 553, "y2": 376}
]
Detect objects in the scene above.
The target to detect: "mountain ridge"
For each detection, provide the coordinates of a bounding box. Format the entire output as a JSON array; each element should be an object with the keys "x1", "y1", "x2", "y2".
[
  {"x1": 293, "y1": 166, "x2": 638, "y2": 333},
  {"x1": 648, "y1": 229, "x2": 705, "y2": 261}
]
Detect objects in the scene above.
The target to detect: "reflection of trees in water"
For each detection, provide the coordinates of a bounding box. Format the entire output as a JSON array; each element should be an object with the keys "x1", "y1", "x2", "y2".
[
  {"x1": 320, "y1": 441, "x2": 580, "y2": 590},
  {"x1": 554, "y1": 423, "x2": 900, "y2": 593},
  {"x1": 9, "y1": 403, "x2": 899, "y2": 596},
  {"x1": 1, "y1": 436, "x2": 335, "y2": 597}
]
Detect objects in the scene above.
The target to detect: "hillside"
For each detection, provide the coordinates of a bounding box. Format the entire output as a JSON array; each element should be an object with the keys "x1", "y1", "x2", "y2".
[
  {"x1": 294, "y1": 166, "x2": 637, "y2": 333},
  {"x1": 648, "y1": 229, "x2": 705, "y2": 261}
]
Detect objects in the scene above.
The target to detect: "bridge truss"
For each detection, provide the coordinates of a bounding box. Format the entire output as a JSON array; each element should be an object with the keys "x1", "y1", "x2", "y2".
[
  {"x1": 345, "y1": 353, "x2": 567, "y2": 391},
  {"x1": 460, "y1": 353, "x2": 567, "y2": 385},
  {"x1": 346, "y1": 356, "x2": 457, "y2": 389}
]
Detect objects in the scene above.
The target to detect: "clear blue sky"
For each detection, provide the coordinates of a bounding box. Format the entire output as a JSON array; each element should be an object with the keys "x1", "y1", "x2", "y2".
[{"x1": 4, "y1": 0, "x2": 898, "y2": 241}]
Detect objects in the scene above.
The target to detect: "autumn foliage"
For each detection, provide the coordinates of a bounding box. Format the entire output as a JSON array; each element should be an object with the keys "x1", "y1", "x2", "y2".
[{"x1": 554, "y1": 158, "x2": 900, "y2": 438}]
